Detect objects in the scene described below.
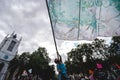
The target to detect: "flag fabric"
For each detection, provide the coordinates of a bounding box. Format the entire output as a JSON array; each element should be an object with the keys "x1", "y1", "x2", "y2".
[{"x1": 46, "y1": 0, "x2": 120, "y2": 40}]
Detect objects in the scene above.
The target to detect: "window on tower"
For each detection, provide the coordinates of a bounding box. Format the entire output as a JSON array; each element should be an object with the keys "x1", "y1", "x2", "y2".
[
  {"x1": 0, "y1": 62, "x2": 4, "y2": 72},
  {"x1": 7, "y1": 40, "x2": 16, "y2": 52}
]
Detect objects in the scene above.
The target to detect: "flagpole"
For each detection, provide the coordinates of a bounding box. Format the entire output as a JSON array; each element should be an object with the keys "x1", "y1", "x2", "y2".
[{"x1": 45, "y1": 0, "x2": 59, "y2": 57}]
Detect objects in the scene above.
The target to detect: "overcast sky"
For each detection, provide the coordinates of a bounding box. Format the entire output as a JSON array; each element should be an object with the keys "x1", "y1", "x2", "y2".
[{"x1": 0, "y1": 0, "x2": 59, "y2": 60}]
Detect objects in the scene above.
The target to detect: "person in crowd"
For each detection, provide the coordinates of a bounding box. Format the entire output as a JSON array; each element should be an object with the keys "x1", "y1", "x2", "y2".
[
  {"x1": 89, "y1": 69, "x2": 95, "y2": 80},
  {"x1": 54, "y1": 54, "x2": 68, "y2": 80}
]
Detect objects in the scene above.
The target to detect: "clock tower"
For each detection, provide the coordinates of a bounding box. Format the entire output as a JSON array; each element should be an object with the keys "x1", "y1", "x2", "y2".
[{"x1": 0, "y1": 32, "x2": 21, "y2": 80}]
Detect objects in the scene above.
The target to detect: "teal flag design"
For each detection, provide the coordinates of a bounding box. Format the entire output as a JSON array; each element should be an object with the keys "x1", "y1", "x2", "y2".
[{"x1": 47, "y1": 0, "x2": 120, "y2": 40}]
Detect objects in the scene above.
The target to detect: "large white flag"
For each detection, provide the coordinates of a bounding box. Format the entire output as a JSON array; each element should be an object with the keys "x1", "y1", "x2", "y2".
[{"x1": 46, "y1": 0, "x2": 120, "y2": 40}]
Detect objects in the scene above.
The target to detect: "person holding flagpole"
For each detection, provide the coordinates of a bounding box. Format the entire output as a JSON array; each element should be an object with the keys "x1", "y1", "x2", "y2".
[{"x1": 54, "y1": 54, "x2": 68, "y2": 80}]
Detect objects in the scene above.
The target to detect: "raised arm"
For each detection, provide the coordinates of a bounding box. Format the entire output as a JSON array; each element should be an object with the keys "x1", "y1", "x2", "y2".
[{"x1": 58, "y1": 54, "x2": 62, "y2": 63}]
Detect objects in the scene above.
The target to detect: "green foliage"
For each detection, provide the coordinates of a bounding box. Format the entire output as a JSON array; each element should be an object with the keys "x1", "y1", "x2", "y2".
[
  {"x1": 6, "y1": 47, "x2": 56, "y2": 80},
  {"x1": 109, "y1": 36, "x2": 120, "y2": 56},
  {"x1": 65, "y1": 37, "x2": 120, "y2": 75},
  {"x1": 108, "y1": 36, "x2": 120, "y2": 64}
]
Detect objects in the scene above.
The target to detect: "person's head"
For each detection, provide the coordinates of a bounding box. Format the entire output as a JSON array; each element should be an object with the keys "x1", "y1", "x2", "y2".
[{"x1": 54, "y1": 58, "x2": 60, "y2": 64}]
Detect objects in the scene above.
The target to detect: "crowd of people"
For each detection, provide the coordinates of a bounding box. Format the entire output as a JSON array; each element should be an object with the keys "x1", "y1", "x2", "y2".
[
  {"x1": 54, "y1": 54, "x2": 120, "y2": 80},
  {"x1": 12, "y1": 55, "x2": 120, "y2": 80},
  {"x1": 68, "y1": 68, "x2": 120, "y2": 80},
  {"x1": 67, "y1": 64, "x2": 120, "y2": 80}
]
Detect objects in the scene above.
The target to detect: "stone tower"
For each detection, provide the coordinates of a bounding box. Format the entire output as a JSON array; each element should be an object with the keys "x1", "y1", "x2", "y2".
[{"x1": 0, "y1": 32, "x2": 21, "y2": 80}]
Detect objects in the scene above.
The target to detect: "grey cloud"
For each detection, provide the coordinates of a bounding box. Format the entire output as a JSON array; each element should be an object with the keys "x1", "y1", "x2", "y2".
[
  {"x1": 0, "y1": 0, "x2": 55, "y2": 54},
  {"x1": 0, "y1": 0, "x2": 50, "y2": 34}
]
